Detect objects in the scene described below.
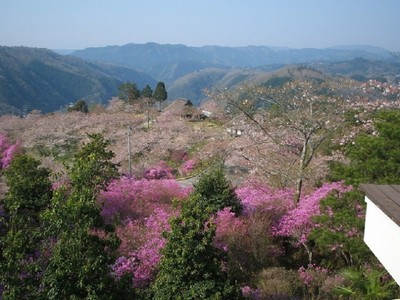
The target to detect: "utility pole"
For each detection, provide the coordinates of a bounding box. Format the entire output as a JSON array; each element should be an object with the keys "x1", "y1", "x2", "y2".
[{"x1": 127, "y1": 126, "x2": 132, "y2": 177}]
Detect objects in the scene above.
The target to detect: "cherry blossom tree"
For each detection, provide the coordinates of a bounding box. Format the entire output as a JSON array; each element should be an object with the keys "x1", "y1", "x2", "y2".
[{"x1": 212, "y1": 80, "x2": 352, "y2": 204}]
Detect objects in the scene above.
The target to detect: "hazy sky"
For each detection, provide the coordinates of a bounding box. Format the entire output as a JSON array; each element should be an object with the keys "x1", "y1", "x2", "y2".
[{"x1": 1, "y1": 0, "x2": 399, "y2": 51}]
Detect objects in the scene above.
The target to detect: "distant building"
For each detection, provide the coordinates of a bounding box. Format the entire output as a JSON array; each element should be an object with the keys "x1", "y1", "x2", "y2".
[
  {"x1": 163, "y1": 98, "x2": 208, "y2": 121},
  {"x1": 360, "y1": 184, "x2": 400, "y2": 286}
]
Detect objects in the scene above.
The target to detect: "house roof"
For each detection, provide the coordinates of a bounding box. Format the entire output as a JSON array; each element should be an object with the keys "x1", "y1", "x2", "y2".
[
  {"x1": 360, "y1": 184, "x2": 400, "y2": 226},
  {"x1": 163, "y1": 98, "x2": 199, "y2": 116}
]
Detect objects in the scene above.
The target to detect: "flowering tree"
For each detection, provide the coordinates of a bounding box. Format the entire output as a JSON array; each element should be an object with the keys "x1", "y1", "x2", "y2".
[
  {"x1": 143, "y1": 161, "x2": 175, "y2": 180},
  {"x1": 212, "y1": 80, "x2": 350, "y2": 204}
]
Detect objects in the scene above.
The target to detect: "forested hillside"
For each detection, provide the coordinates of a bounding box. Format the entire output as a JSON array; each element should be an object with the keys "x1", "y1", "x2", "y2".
[
  {"x1": 1, "y1": 76, "x2": 400, "y2": 298},
  {"x1": 0, "y1": 46, "x2": 156, "y2": 114}
]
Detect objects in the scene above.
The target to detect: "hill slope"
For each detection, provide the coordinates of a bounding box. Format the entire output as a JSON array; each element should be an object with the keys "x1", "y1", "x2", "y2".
[
  {"x1": 0, "y1": 46, "x2": 156, "y2": 114},
  {"x1": 167, "y1": 65, "x2": 332, "y2": 105}
]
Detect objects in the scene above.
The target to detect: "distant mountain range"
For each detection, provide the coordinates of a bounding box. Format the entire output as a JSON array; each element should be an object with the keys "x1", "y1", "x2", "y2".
[
  {"x1": 71, "y1": 43, "x2": 393, "y2": 83},
  {"x1": 0, "y1": 46, "x2": 156, "y2": 114},
  {"x1": 0, "y1": 43, "x2": 399, "y2": 114}
]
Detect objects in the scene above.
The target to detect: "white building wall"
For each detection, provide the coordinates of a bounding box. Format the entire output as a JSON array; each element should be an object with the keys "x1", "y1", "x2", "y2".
[{"x1": 364, "y1": 197, "x2": 400, "y2": 285}]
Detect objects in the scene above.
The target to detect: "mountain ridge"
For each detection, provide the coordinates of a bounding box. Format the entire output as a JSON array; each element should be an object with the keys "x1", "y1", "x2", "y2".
[
  {"x1": 0, "y1": 46, "x2": 156, "y2": 114},
  {"x1": 71, "y1": 42, "x2": 393, "y2": 83},
  {"x1": 0, "y1": 43, "x2": 398, "y2": 114}
]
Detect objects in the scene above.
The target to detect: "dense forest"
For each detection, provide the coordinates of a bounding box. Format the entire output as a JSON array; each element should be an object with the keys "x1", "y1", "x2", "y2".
[{"x1": 1, "y1": 51, "x2": 400, "y2": 299}]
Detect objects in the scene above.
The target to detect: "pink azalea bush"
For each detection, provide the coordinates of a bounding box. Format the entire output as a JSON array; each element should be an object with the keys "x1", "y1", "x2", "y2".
[
  {"x1": 99, "y1": 174, "x2": 192, "y2": 287},
  {"x1": 272, "y1": 182, "x2": 352, "y2": 245},
  {"x1": 112, "y1": 208, "x2": 173, "y2": 287},
  {"x1": 235, "y1": 180, "x2": 293, "y2": 215},
  {"x1": 143, "y1": 160, "x2": 175, "y2": 180},
  {"x1": 99, "y1": 176, "x2": 192, "y2": 223},
  {"x1": 179, "y1": 158, "x2": 199, "y2": 177},
  {"x1": 0, "y1": 134, "x2": 21, "y2": 169}
]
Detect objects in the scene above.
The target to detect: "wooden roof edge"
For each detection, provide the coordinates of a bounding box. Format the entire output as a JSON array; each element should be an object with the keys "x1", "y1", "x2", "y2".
[{"x1": 360, "y1": 183, "x2": 400, "y2": 226}]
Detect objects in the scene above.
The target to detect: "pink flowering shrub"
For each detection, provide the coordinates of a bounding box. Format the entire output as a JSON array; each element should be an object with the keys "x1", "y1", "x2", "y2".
[
  {"x1": 112, "y1": 208, "x2": 173, "y2": 287},
  {"x1": 214, "y1": 207, "x2": 247, "y2": 251},
  {"x1": 272, "y1": 182, "x2": 351, "y2": 245},
  {"x1": 298, "y1": 264, "x2": 330, "y2": 299},
  {"x1": 99, "y1": 176, "x2": 192, "y2": 223},
  {"x1": 241, "y1": 285, "x2": 260, "y2": 299},
  {"x1": 213, "y1": 182, "x2": 294, "y2": 282},
  {"x1": 99, "y1": 176, "x2": 192, "y2": 287},
  {"x1": 143, "y1": 160, "x2": 175, "y2": 179},
  {"x1": 179, "y1": 158, "x2": 199, "y2": 177},
  {"x1": 0, "y1": 134, "x2": 21, "y2": 169},
  {"x1": 235, "y1": 180, "x2": 293, "y2": 215}
]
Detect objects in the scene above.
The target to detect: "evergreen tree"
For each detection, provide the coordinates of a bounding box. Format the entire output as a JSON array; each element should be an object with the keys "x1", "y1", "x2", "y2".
[
  {"x1": 193, "y1": 164, "x2": 242, "y2": 214},
  {"x1": 152, "y1": 166, "x2": 242, "y2": 299},
  {"x1": 310, "y1": 109, "x2": 400, "y2": 296},
  {"x1": 0, "y1": 155, "x2": 52, "y2": 299},
  {"x1": 153, "y1": 82, "x2": 167, "y2": 111},
  {"x1": 41, "y1": 134, "x2": 126, "y2": 299},
  {"x1": 118, "y1": 82, "x2": 140, "y2": 104},
  {"x1": 330, "y1": 110, "x2": 400, "y2": 185},
  {"x1": 141, "y1": 84, "x2": 153, "y2": 98},
  {"x1": 67, "y1": 99, "x2": 88, "y2": 113},
  {"x1": 152, "y1": 194, "x2": 242, "y2": 300}
]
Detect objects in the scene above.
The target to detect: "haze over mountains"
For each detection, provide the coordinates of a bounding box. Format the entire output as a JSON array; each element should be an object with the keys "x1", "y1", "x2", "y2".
[{"x1": 1, "y1": 42, "x2": 399, "y2": 114}]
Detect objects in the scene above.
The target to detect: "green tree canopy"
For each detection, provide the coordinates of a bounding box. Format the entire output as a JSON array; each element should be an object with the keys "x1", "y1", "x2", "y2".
[
  {"x1": 118, "y1": 82, "x2": 140, "y2": 104},
  {"x1": 193, "y1": 164, "x2": 242, "y2": 214},
  {"x1": 330, "y1": 109, "x2": 400, "y2": 186},
  {"x1": 152, "y1": 166, "x2": 242, "y2": 299},
  {"x1": 41, "y1": 134, "x2": 125, "y2": 299},
  {"x1": 0, "y1": 155, "x2": 52, "y2": 299},
  {"x1": 141, "y1": 84, "x2": 153, "y2": 98},
  {"x1": 153, "y1": 82, "x2": 168, "y2": 102},
  {"x1": 67, "y1": 99, "x2": 88, "y2": 113},
  {"x1": 152, "y1": 193, "x2": 242, "y2": 300}
]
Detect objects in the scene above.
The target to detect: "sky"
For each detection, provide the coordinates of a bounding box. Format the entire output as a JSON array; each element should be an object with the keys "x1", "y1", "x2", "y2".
[{"x1": 1, "y1": 0, "x2": 399, "y2": 51}]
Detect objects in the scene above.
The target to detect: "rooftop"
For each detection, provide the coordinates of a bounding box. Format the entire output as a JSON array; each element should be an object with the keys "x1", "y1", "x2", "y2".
[{"x1": 360, "y1": 184, "x2": 400, "y2": 226}]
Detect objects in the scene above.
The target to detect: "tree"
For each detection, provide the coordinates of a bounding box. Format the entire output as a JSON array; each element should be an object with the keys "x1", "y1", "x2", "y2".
[
  {"x1": 153, "y1": 82, "x2": 168, "y2": 111},
  {"x1": 118, "y1": 82, "x2": 140, "y2": 104},
  {"x1": 67, "y1": 99, "x2": 88, "y2": 113},
  {"x1": 214, "y1": 80, "x2": 348, "y2": 204},
  {"x1": 141, "y1": 84, "x2": 153, "y2": 98},
  {"x1": 193, "y1": 163, "x2": 242, "y2": 214},
  {"x1": 152, "y1": 194, "x2": 242, "y2": 300},
  {"x1": 309, "y1": 109, "x2": 400, "y2": 297},
  {"x1": 310, "y1": 190, "x2": 372, "y2": 268},
  {"x1": 152, "y1": 166, "x2": 242, "y2": 299},
  {"x1": 41, "y1": 134, "x2": 127, "y2": 299},
  {"x1": 330, "y1": 109, "x2": 400, "y2": 186},
  {"x1": 0, "y1": 155, "x2": 52, "y2": 299}
]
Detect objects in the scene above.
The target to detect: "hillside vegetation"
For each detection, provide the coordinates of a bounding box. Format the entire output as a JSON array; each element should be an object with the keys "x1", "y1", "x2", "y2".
[
  {"x1": 0, "y1": 46, "x2": 156, "y2": 114},
  {"x1": 1, "y1": 75, "x2": 400, "y2": 298}
]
